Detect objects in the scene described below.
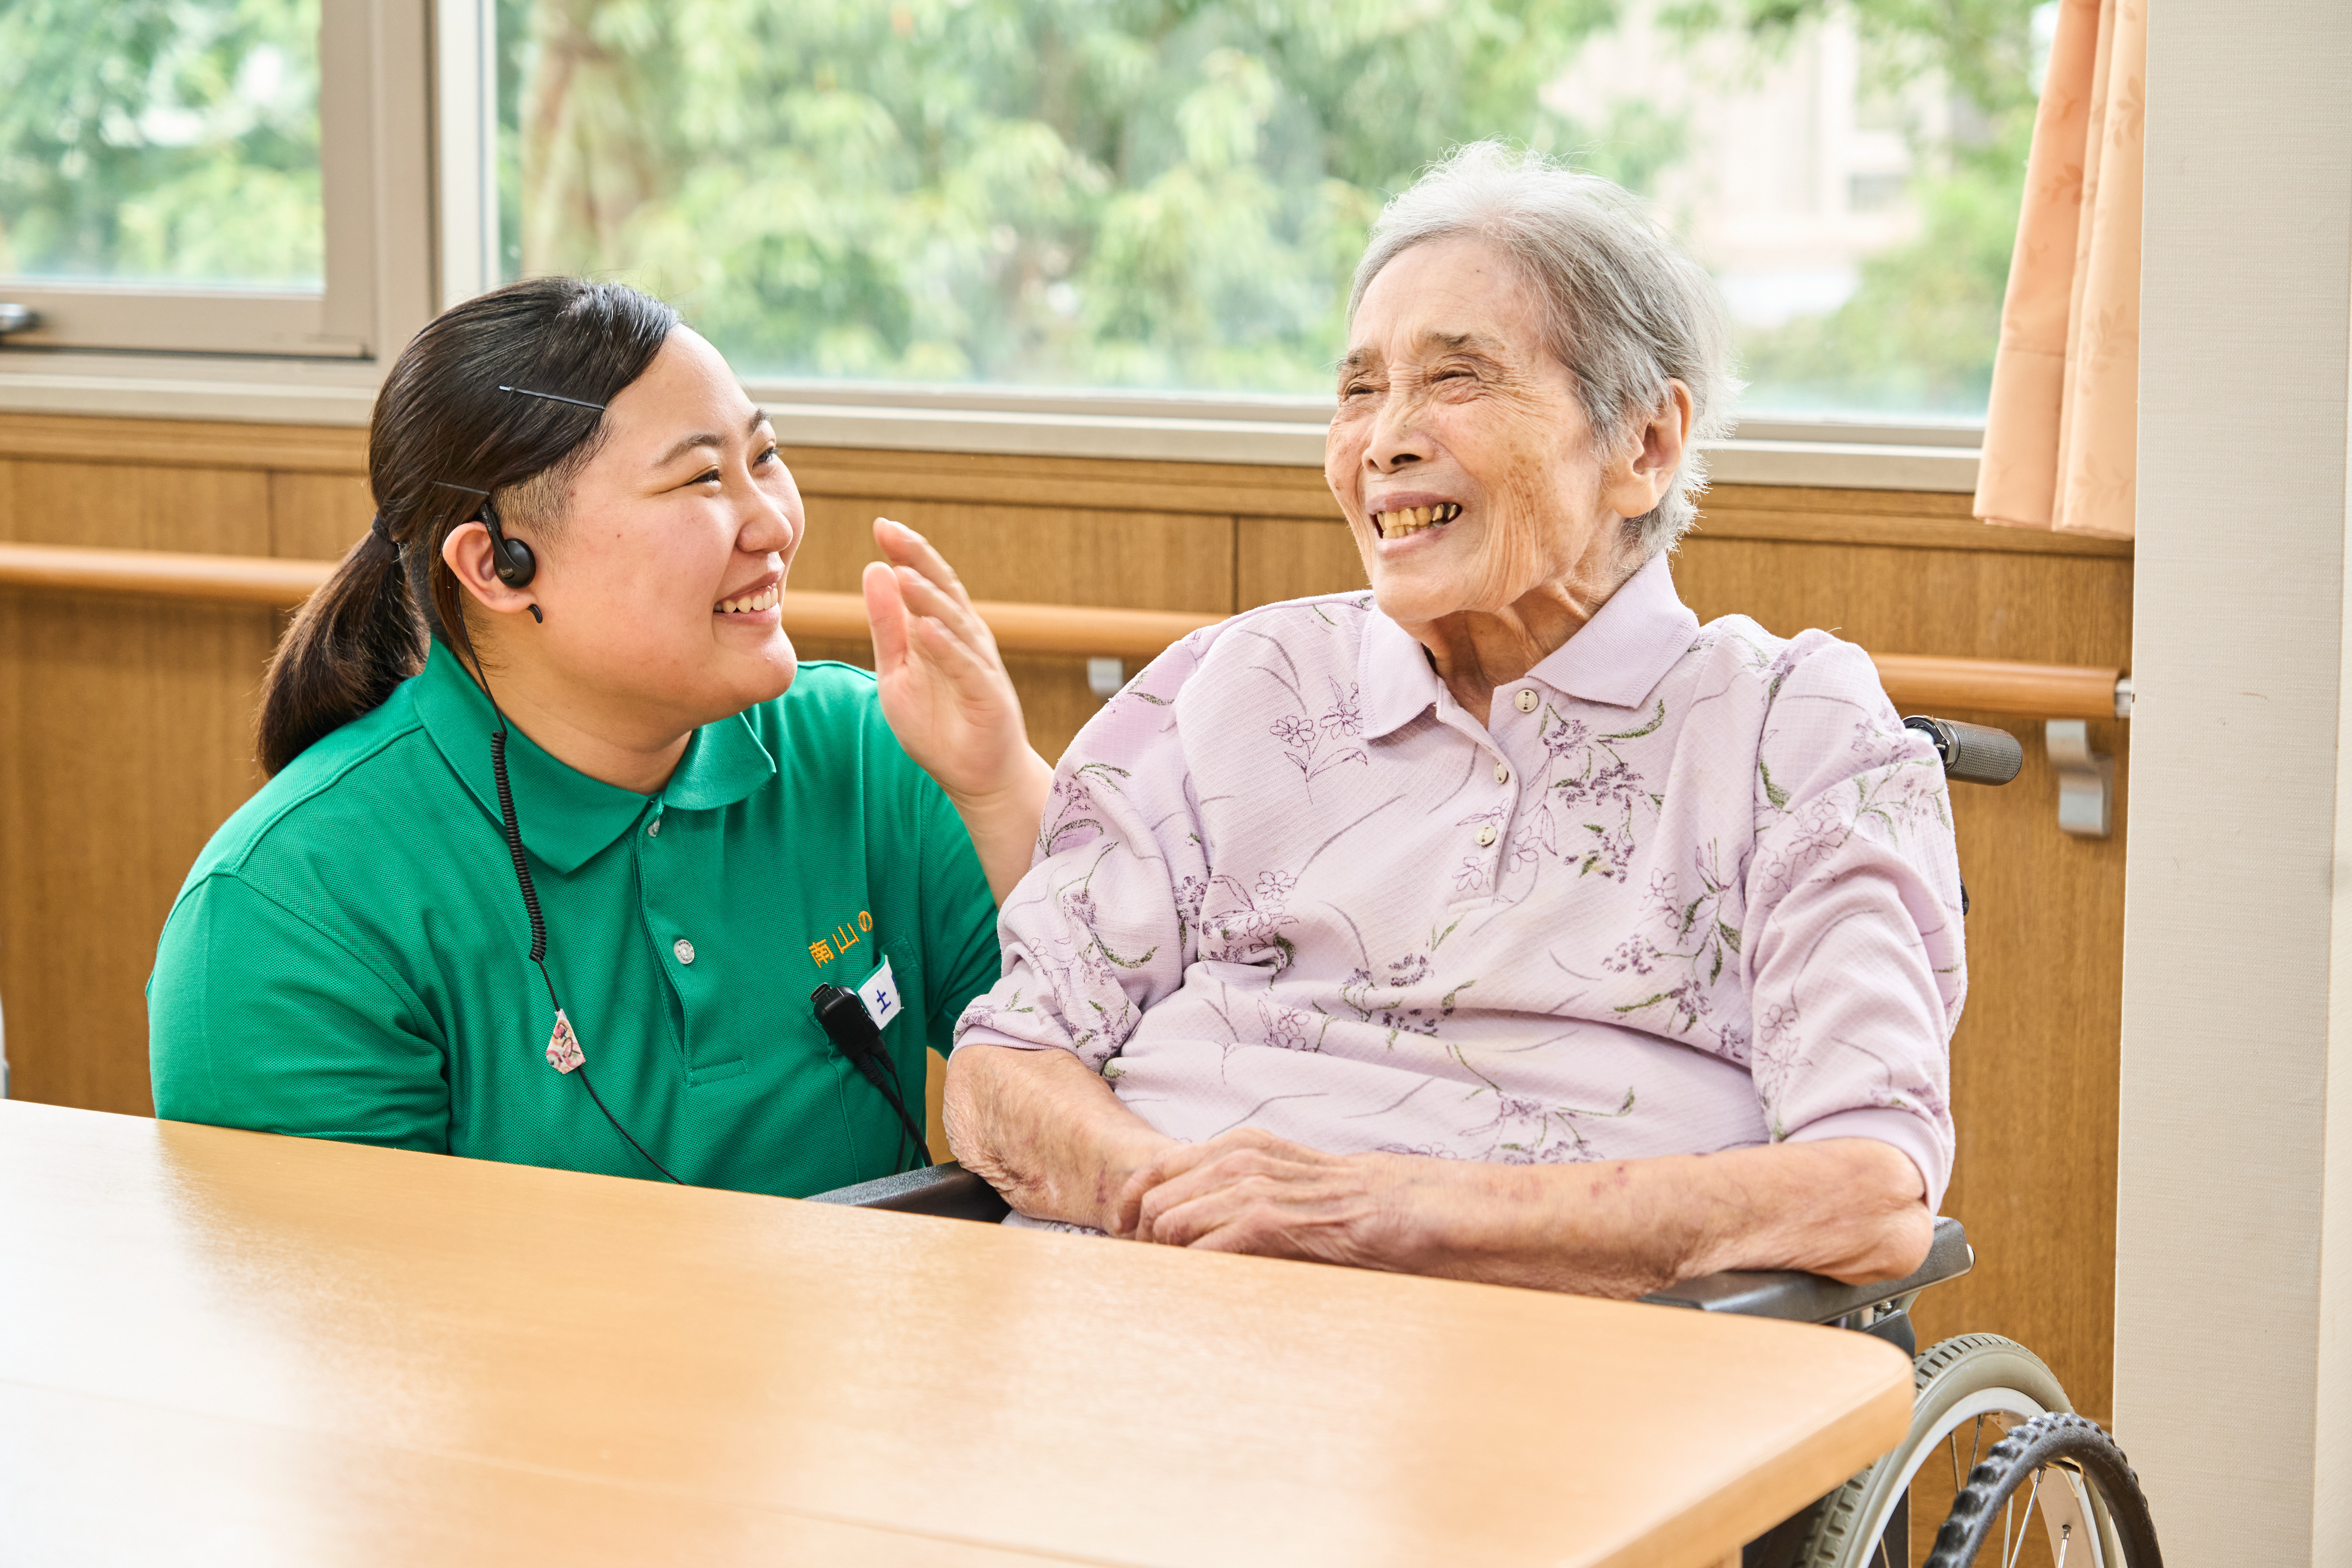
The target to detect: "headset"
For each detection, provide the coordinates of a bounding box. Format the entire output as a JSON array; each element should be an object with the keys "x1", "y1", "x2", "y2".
[{"x1": 407, "y1": 383, "x2": 928, "y2": 1183}]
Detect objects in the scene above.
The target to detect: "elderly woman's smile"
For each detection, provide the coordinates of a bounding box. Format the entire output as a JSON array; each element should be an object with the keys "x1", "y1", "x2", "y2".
[
  {"x1": 1329, "y1": 234, "x2": 1696, "y2": 724},
  {"x1": 1368, "y1": 500, "x2": 1462, "y2": 538}
]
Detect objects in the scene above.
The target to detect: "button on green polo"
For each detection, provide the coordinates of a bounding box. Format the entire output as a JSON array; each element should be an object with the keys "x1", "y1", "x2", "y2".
[{"x1": 148, "y1": 642, "x2": 1000, "y2": 1197}]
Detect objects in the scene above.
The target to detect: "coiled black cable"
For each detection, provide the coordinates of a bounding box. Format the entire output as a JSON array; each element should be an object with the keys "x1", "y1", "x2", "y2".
[{"x1": 489, "y1": 730, "x2": 547, "y2": 965}]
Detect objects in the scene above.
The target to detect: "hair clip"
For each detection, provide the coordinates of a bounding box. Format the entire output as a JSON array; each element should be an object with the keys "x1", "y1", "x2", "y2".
[{"x1": 498, "y1": 384, "x2": 606, "y2": 411}]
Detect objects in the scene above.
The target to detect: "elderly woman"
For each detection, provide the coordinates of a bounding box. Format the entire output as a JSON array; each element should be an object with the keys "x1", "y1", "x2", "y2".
[{"x1": 944, "y1": 143, "x2": 1962, "y2": 1297}]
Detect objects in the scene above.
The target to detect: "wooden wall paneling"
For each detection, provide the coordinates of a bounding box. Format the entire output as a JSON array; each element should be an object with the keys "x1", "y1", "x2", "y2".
[
  {"x1": 0, "y1": 590, "x2": 278, "y2": 1114},
  {"x1": 0, "y1": 413, "x2": 367, "y2": 474},
  {"x1": 2, "y1": 460, "x2": 274, "y2": 555},
  {"x1": 777, "y1": 444, "x2": 1340, "y2": 521},
  {"x1": 1671, "y1": 536, "x2": 2134, "y2": 667},
  {"x1": 1696, "y1": 483, "x2": 2132, "y2": 559},
  {"x1": 269, "y1": 471, "x2": 375, "y2": 562},
  {"x1": 788, "y1": 495, "x2": 1240, "y2": 759},
  {"x1": 1237, "y1": 517, "x2": 1367, "y2": 608},
  {"x1": 0, "y1": 459, "x2": 285, "y2": 1114},
  {"x1": 790, "y1": 496, "x2": 1238, "y2": 611}
]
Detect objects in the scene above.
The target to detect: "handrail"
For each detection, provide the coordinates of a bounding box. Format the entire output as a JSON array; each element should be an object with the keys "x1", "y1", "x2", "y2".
[
  {"x1": 0, "y1": 540, "x2": 2126, "y2": 719},
  {"x1": 0, "y1": 542, "x2": 335, "y2": 606},
  {"x1": 1867, "y1": 654, "x2": 2123, "y2": 723}
]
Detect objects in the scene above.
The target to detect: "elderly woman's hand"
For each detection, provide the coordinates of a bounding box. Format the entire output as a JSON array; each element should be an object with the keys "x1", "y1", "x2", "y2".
[
  {"x1": 1111, "y1": 1127, "x2": 1935, "y2": 1299},
  {"x1": 1113, "y1": 1127, "x2": 1427, "y2": 1268}
]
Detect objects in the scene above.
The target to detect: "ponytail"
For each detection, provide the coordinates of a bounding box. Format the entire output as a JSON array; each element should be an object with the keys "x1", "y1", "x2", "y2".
[
  {"x1": 254, "y1": 277, "x2": 677, "y2": 775},
  {"x1": 257, "y1": 519, "x2": 424, "y2": 775}
]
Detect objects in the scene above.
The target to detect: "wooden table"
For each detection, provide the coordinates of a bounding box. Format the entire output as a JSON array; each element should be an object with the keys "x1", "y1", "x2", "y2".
[{"x1": 0, "y1": 1102, "x2": 1911, "y2": 1566}]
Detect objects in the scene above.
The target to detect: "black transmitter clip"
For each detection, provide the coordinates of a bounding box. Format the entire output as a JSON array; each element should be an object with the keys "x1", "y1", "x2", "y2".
[{"x1": 810, "y1": 984, "x2": 928, "y2": 1168}]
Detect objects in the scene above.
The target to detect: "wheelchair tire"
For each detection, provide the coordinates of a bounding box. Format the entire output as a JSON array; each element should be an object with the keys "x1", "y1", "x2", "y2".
[
  {"x1": 1924, "y1": 1413, "x2": 2161, "y2": 1567},
  {"x1": 1795, "y1": 1334, "x2": 2087, "y2": 1568}
]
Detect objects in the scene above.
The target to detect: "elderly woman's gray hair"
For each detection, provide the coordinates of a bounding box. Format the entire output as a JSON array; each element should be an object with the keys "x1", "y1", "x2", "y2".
[{"x1": 1351, "y1": 141, "x2": 1738, "y2": 556}]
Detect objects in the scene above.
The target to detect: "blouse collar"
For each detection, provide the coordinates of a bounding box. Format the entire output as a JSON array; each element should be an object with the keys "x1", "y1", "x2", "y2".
[{"x1": 1357, "y1": 552, "x2": 1701, "y2": 739}]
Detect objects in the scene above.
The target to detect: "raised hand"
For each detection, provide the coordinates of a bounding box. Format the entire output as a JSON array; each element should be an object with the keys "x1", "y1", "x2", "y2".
[{"x1": 863, "y1": 517, "x2": 1051, "y2": 900}]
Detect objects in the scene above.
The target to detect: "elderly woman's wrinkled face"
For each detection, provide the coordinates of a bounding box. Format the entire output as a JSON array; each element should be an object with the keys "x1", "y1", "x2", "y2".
[{"x1": 1327, "y1": 237, "x2": 1644, "y2": 627}]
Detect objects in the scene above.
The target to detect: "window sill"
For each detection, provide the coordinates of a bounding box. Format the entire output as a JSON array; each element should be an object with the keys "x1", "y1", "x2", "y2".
[{"x1": 0, "y1": 354, "x2": 1982, "y2": 494}]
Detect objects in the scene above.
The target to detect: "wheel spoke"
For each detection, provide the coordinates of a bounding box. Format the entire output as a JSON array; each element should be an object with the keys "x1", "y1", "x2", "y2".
[{"x1": 2003, "y1": 1468, "x2": 2043, "y2": 1568}]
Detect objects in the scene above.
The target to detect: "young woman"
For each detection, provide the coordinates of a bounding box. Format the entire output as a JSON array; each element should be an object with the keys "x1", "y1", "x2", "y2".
[{"x1": 148, "y1": 277, "x2": 1048, "y2": 1196}]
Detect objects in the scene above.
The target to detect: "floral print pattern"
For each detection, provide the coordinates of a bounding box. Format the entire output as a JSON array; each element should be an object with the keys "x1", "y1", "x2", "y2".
[{"x1": 958, "y1": 555, "x2": 1964, "y2": 1208}]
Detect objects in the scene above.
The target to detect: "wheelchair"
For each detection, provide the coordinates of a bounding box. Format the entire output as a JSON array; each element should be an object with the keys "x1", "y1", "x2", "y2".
[{"x1": 812, "y1": 714, "x2": 2163, "y2": 1568}]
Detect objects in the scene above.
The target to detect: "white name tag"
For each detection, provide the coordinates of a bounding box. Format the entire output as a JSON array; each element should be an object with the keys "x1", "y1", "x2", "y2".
[{"x1": 857, "y1": 956, "x2": 903, "y2": 1030}]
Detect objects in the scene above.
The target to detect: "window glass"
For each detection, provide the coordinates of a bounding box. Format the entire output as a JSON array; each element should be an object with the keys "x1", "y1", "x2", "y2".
[
  {"x1": 497, "y1": 0, "x2": 2046, "y2": 421},
  {"x1": 0, "y1": 0, "x2": 323, "y2": 290}
]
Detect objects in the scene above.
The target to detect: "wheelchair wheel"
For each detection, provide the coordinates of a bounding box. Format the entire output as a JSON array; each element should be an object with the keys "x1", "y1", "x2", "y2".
[
  {"x1": 1797, "y1": 1334, "x2": 2100, "y2": 1568},
  {"x1": 1922, "y1": 1413, "x2": 2159, "y2": 1567}
]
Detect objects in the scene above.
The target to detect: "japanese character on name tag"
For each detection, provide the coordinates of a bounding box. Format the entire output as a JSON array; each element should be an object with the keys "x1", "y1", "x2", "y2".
[{"x1": 857, "y1": 957, "x2": 903, "y2": 1031}]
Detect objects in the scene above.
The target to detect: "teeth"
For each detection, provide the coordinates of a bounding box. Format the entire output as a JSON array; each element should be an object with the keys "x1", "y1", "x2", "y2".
[
  {"x1": 1372, "y1": 503, "x2": 1460, "y2": 539},
  {"x1": 717, "y1": 584, "x2": 780, "y2": 614}
]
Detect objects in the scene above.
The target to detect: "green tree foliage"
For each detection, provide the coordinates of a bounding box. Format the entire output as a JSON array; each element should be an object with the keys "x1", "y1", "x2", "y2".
[
  {"x1": 503, "y1": 0, "x2": 1626, "y2": 390},
  {"x1": 0, "y1": 0, "x2": 321, "y2": 285},
  {"x1": 6, "y1": 0, "x2": 2043, "y2": 417},
  {"x1": 1667, "y1": 0, "x2": 2045, "y2": 413}
]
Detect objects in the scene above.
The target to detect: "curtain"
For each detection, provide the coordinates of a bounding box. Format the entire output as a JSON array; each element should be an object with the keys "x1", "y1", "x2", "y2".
[{"x1": 1974, "y1": 0, "x2": 2147, "y2": 540}]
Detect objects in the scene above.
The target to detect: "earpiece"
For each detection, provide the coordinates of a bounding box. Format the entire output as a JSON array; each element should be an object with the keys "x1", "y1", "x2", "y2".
[{"x1": 478, "y1": 498, "x2": 537, "y2": 589}]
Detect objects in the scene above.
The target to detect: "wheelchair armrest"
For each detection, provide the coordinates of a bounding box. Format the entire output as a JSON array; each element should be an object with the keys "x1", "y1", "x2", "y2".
[
  {"x1": 1640, "y1": 1215, "x2": 1973, "y2": 1324},
  {"x1": 805, "y1": 1160, "x2": 1012, "y2": 1223}
]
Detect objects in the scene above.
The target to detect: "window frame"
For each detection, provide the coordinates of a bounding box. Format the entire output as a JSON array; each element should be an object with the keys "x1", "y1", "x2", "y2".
[
  {"x1": 0, "y1": 0, "x2": 1988, "y2": 496},
  {"x1": 0, "y1": 0, "x2": 436, "y2": 361}
]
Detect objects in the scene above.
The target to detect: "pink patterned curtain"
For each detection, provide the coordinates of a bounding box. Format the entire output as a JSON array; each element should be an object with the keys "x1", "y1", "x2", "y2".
[{"x1": 1974, "y1": 0, "x2": 2147, "y2": 540}]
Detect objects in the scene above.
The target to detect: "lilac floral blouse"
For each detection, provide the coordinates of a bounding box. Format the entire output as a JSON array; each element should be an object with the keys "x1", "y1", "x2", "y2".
[{"x1": 955, "y1": 553, "x2": 1964, "y2": 1209}]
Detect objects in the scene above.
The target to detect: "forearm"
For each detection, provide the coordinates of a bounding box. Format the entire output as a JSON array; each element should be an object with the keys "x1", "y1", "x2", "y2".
[
  {"x1": 942, "y1": 1043, "x2": 1175, "y2": 1229},
  {"x1": 948, "y1": 748, "x2": 1054, "y2": 903},
  {"x1": 1391, "y1": 1138, "x2": 1932, "y2": 1299}
]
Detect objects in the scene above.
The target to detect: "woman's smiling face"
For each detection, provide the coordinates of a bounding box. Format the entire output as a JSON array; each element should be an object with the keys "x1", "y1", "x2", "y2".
[
  {"x1": 1326, "y1": 236, "x2": 1640, "y2": 629},
  {"x1": 499, "y1": 327, "x2": 804, "y2": 737}
]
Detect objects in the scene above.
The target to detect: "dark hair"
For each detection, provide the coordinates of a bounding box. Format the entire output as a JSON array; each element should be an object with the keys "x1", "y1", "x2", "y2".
[{"x1": 257, "y1": 278, "x2": 678, "y2": 775}]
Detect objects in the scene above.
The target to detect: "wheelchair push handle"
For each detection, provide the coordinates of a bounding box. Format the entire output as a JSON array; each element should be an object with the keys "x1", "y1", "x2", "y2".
[{"x1": 1904, "y1": 715, "x2": 2023, "y2": 786}]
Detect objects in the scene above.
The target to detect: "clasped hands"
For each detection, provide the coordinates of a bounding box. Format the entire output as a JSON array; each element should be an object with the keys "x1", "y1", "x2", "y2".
[{"x1": 1106, "y1": 1126, "x2": 1450, "y2": 1275}]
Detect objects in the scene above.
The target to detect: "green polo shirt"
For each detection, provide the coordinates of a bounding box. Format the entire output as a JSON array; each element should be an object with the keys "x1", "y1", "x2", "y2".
[{"x1": 148, "y1": 642, "x2": 1001, "y2": 1197}]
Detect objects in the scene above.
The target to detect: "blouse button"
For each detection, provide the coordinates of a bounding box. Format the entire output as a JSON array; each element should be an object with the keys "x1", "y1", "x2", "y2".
[
  {"x1": 1494, "y1": 762, "x2": 1510, "y2": 784},
  {"x1": 673, "y1": 938, "x2": 696, "y2": 965},
  {"x1": 647, "y1": 816, "x2": 661, "y2": 837},
  {"x1": 1513, "y1": 689, "x2": 1539, "y2": 713},
  {"x1": 1475, "y1": 824, "x2": 1498, "y2": 848}
]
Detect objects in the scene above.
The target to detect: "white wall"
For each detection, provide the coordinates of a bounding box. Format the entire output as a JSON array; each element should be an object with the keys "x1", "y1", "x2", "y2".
[{"x1": 2118, "y1": 2, "x2": 2351, "y2": 1561}]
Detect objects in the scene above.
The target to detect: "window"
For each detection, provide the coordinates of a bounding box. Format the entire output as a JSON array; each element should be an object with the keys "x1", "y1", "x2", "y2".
[
  {"x1": 0, "y1": 0, "x2": 428, "y2": 359},
  {"x1": 0, "y1": 0, "x2": 2042, "y2": 477},
  {"x1": 493, "y1": 0, "x2": 2051, "y2": 425}
]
